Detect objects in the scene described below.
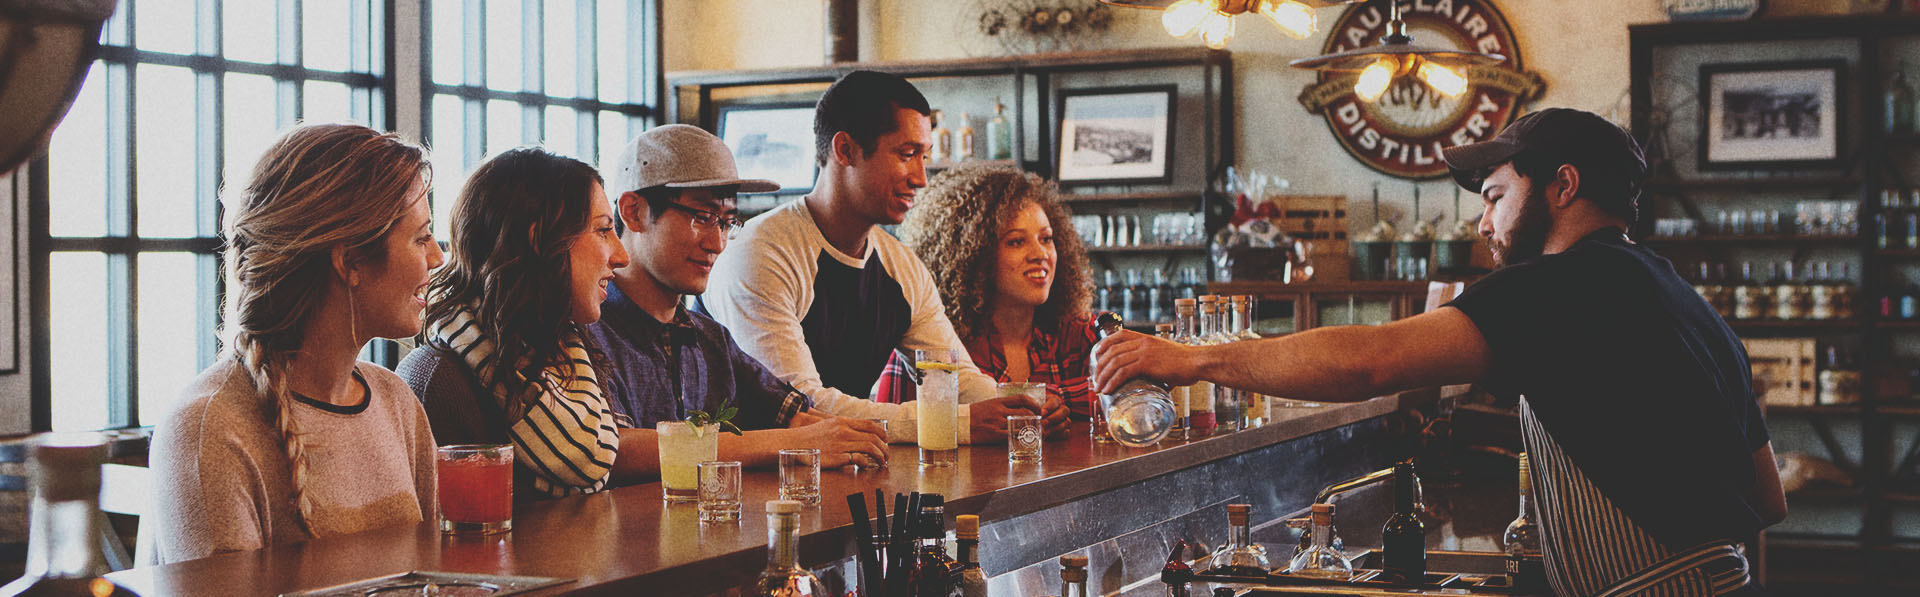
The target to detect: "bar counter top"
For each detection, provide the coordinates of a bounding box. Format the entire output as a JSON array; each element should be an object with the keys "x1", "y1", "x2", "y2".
[{"x1": 110, "y1": 392, "x2": 1427, "y2": 596}]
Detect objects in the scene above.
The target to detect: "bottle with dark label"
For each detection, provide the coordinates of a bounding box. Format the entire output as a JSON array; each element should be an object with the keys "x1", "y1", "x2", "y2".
[
  {"x1": 1502, "y1": 453, "x2": 1546, "y2": 593},
  {"x1": 907, "y1": 495, "x2": 963, "y2": 597},
  {"x1": 955, "y1": 515, "x2": 987, "y2": 597},
  {"x1": 1380, "y1": 461, "x2": 1426, "y2": 584},
  {"x1": 0, "y1": 434, "x2": 140, "y2": 597}
]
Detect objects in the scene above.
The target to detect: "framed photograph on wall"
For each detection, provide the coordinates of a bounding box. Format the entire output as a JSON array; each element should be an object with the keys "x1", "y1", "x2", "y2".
[
  {"x1": 715, "y1": 102, "x2": 816, "y2": 194},
  {"x1": 1698, "y1": 59, "x2": 1847, "y2": 170},
  {"x1": 1055, "y1": 85, "x2": 1176, "y2": 185}
]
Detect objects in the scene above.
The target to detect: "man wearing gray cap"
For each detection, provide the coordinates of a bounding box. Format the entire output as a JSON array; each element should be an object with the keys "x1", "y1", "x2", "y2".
[
  {"x1": 1091, "y1": 108, "x2": 1783, "y2": 595},
  {"x1": 584, "y1": 124, "x2": 889, "y2": 470}
]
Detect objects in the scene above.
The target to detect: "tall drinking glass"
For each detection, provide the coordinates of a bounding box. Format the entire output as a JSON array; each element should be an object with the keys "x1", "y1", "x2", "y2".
[
  {"x1": 657, "y1": 421, "x2": 719, "y2": 503},
  {"x1": 915, "y1": 349, "x2": 960, "y2": 467},
  {"x1": 437, "y1": 444, "x2": 513, "y2": 534}
]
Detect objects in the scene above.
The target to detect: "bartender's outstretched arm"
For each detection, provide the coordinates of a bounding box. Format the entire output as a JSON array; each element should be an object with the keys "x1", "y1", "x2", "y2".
[{"x1": 1092, "y1": 306, "x2": 1491, "y2": 402}]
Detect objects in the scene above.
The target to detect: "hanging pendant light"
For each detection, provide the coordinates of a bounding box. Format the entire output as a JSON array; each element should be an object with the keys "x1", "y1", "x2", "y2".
[
  {"x1": 0, "y1": 0, "x2": 118, "y2": 175},
  {"x1": 1108, "y1": 0, "x2": 1337, "y2": 48},
  {"x1": 1286, "y1": 0, "x2": 1504, "y2": 102}
]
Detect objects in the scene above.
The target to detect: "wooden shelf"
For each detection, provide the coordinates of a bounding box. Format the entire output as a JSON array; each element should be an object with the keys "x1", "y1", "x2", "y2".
[
  {"x1": 1884, "y1": 492, "x2": 1920, "y2": 504},
  {"x1": 927, "y1": 159, "x2": 1016, "y2": 173},
  {"x1": 1643, "y1": 177, "x2": 1858, "y2": 192},
  {"x1": 1726, "y1": 319, "x2": 1862, "y2": 332},
  {"x1": 1787, "y1": 487, "x2": 1866, "y2": 501},
  {"x1": 1873, "y1": 320, "x2": 1920, "y2": 330},
  {"x1": 1876, "y1": 404, "x2": 1920, "y2": 417},
  {"x1": 1875, "y1": 248, "x2": 1920, "y2": 258},
  {"x1": 1641, "y1": 234, "x2": 1857, "y2": 245},
  {"x1": 1771, "y1": 404, "x2": 1864, "y2": 416},
  {"x1": 1059, "y1": 190, "x2": 1200, "y2": 204},
  {"x1": 1085, "y1": 244, "x2": 1207, "y2": 254}
]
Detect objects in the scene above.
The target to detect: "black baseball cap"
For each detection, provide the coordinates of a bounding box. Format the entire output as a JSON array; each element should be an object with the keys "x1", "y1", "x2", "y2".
[{"x1": 1441, "y1": 108, "x2": 1648, "y2": 196}]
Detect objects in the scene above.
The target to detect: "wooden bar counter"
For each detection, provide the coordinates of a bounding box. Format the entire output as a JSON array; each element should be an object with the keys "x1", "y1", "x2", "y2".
[{"x1": 109, "y1": 393, "x2": 1429, "y2": 596}]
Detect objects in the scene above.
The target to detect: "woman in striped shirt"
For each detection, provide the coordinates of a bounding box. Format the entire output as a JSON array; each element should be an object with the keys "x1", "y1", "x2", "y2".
[
  {"x1": 403, "y1": 147, "x2": 632, "y2": 498},
  {"x1": 874, "y1": 165, "x2": 1082, "y2": 435}
]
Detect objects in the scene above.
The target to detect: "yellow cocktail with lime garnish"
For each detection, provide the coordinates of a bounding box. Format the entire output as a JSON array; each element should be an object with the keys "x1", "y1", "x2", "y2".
[{"x1": 915, "y1": 350, "x2": 960, "y2": 467}]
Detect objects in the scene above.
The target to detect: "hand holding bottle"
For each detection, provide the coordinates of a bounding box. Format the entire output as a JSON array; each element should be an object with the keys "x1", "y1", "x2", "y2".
[{"x1": 1090, "y1": 329, "x2": 1207, "y2": 395}]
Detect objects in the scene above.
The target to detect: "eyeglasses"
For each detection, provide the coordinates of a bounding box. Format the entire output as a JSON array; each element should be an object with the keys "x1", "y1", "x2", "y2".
[{"x1": 658, "y1": 201, "x2": 743, "y2": 235}]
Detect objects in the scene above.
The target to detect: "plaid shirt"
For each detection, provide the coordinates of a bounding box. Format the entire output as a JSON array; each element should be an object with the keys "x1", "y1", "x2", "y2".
[
  {"x1": 583, "y1": 285, "x2": 810, "y2": 431},
  {"x1": 874, "y1": 313, "x2": 1101, "y2": 418}
]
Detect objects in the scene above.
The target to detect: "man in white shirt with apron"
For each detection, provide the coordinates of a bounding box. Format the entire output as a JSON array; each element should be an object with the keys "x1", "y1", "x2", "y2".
[{"x1": 1092, "y1": 108, "x2": 1787, "y2": 595}]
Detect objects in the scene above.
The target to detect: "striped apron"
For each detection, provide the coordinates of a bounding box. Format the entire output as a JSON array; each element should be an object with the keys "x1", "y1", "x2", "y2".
[{"x1": 1520, "y1": 398, "x2": 1755, "y2": 596}]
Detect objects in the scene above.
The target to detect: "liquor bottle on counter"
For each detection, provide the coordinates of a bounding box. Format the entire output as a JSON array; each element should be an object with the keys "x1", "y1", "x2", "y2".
[
  {"x1": 956, "y1": 112, "x2": 976, "y2": 162},
  {"x1": 1287, "y1": 503, "x2": 1352, "y2": 580},
  {"x1": 930, "y1": 110, "x2": 952, "y2": 165},
  {"x1": 987, "y1": 99, "x2": 1013, "y2": 160},
  {"x1": 0, "y1": 434, "x2": 140, "y2": 597},
  {"x1": 1207, "y1": 504, "x2": 1271, "y2": 576},
  {"x1": 1167, "y1": 299, "x2": 1198, "y2": 441},
  {"x1": 1503, "y1": 453, "x2": 1546, "y2": 593},
  {"x1": 1380, "y1": 461, "x2": 1426, "y2": 584},
  {"x1": 907, "y1": 495, "x2": 963, "y2": 597},
  {"x1": 1204, "y1": 296, "x2": 1241, "y2": 433},
  {"x1": 955, "y1": 514, "x2": 987, "y2": 597},
  {"x1": 1088, "y1": 313, "x2": 1177, "y2": 447},
  {"x1": 1187, "y1": 297, "x2": 1222, "y2": 437},
  {"x1": 1059, "y1": 554, "x2": 1090, "y2": 597},
  {"x1": 1229, "y1": 295, "x2": 1268, "y2": 428},
  {"x1": 753, "y1": 500, "x2": 826, "y2": 597}
]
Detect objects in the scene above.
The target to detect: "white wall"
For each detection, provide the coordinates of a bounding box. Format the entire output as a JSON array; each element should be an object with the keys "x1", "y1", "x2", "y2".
[{"x1": 661, "y1": 0, "x2": 1668, "y2": 232}]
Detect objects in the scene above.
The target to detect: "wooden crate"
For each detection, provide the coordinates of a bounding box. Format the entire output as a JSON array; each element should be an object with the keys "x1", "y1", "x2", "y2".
[{"x1": 1266, "y1": 194, "x2": 1349, "y2": 281}]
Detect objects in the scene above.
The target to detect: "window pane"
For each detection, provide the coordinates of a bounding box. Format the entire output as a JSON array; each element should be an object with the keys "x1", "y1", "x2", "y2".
[
  {"x1": 303, "y1": 80, "x2": 354, "y2": 125},
  {"x1": 598, "y1": 110, "x2": 630, "y2": 168},
  {"x1": 135, "y1": 0, "x2": 195, "y2": 55},
  {"x1": 431, "y1": 0, "x2": 464, "y2": 86},
  {"x1": 225, "y1": 73, "x2": 280, "y2": 190},
  {"x1": 222, "y1": 0, "x2": 276, "y2": 63},
  {"x1": 303, "y1": 0, "x2": 351, "y2": 72},
  {"x1": 543, "y1": 105, "x2": 578, "y2": 160},
  {"x1": 486, "y1": 0, "x2": 523, "y2": 92},
  {"x1": 543, "y1": 0, "x2": 576, "y2": 98},
  {"x1": 135, "y1": 64, "x2": 199, "y2": 238},
  {"x1": 50, "y1": 253, "x2": 109, "y2": 432},
  {"x1": 487, "y1": 99, "x2": 523, "y2": 158},
  {"x1": 595, "y1": 0, "x2": 626, "y2": 103},
  {"x1": 138, "y1": 253, "x2": 208, "y2": 427},
  {"x1": 431, "y1": 93, "x2": 468, "y2": 241},
  {"x1": 50, "y1": 62, "x2": 108, "y2": 238}
]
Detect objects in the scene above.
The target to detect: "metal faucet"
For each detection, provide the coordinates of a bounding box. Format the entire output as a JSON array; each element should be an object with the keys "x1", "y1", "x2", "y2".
[{"x1": 1287, "y1": 461, "x2": 1422, "y2": 558}]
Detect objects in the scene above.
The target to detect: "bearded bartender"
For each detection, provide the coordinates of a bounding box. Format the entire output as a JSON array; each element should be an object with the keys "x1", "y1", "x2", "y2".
[{"x1": 1093, "y1": 108, "x2": 1786, "y2": 596}]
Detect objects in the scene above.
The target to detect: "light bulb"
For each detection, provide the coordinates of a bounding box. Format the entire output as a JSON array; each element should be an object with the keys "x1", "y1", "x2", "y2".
[
  {"x1": 1258, "y1": 0, "x2": 1316, "y2": 41},
  {"x1": 1419, "y1": 60, "x2": 1470, "y2": 98},
  {"x1": 1200, "y1": 11, "x2": 1235, "y2": 49},
  {"x1": 1355, "y1": 58, "x2": 1396, "y2": 102},
  {"x1": 1162, "y1": 0, "x2": 1211, "y2": 39}
]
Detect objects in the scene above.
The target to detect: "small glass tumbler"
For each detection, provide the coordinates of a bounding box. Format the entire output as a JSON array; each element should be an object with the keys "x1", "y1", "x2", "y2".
[
  {"x1": 778, "y1": 448, "x2": 822, "y2": 505},
  {"x1": 697, "y1": 460, "x2": 742, "y2": 523},
  {"x1": 851, "y1": 419, "x2": 889, "y2": 470},
  {"x1": 1007, "y1": 415, "x2": 1043, "y2": 463},
  {"x1": 437, "y1": 444, "x2": 514, "y2": 535}
]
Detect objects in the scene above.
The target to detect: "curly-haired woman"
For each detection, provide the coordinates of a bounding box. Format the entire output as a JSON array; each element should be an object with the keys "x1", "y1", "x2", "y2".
[{"x1": 874, "y1": 165, "x2": 1092, "y2": 430}]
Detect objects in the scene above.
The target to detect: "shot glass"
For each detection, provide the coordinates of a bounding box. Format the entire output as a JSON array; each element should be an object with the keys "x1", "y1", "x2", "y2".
[
  {"x1": 697, "y1": 460, "x2": 742, "y2": 523},
  {"x1": 778, "y1": 448, "x2": 822, "y2": 505},
  {"x1": 1007, "y1": 415, "x2": 1043, "y2": 464},
  {"x1": 436, "y1": 444, "x2": 513, "y2": 535}
]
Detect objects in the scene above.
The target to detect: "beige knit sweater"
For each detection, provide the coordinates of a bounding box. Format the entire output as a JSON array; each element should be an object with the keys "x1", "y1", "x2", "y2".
[{"x1": 146, "y1": 358, "x2": 437, "y2": 564}]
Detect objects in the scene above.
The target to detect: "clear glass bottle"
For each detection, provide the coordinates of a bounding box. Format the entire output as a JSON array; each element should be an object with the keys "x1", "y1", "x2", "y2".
[
  {"x1": 907, "y1": 496, "x2": 962, "y2": 597},
  {"x1": 956, "y1": 112, "x2": 976, "y2": 162},
  {"x1": 1096, "y1": 270, "x2": 1114, "y2": 314},
  {"x1": 987, "y1": 99, "x2": 1013, "y2": 160},
  {"x1": 1166, "y1": 299, "x2": 1198, "y2": 442},
  {"x1": 1059, "y1": 554, "x2": 1090, "y2": 597},
  {"x1": 1122, "y1": 269, "x2": 1142, "y2": 324},
  {"x1": 1089, "y1": 313, "x2": 1177, "y2": 447},
  {"x1": 1888, "y1": 63, "x2": 1916, "y2": 134},
  {"x1": 1205, "y1": 297, "x2": 1240, "y2": 433},
  {"x1": 1186, "y1": 297, "x2": 1221, "y2": 437},
  {"x1": 1287, "y1": 503, "x2": 1352, "y2": 580},
  {"x1": 0, "y1": 434, "x2": 140, "y2": 597},
  {"x1": 1148, "y1": 270, "x2": 1169, "y2": 324},
  {"x1": 930, "y1": 109, "x2": 952, "y2": 165},
  {"x1": 1229, "y1": 295, "x2": 1267, "y2": 428},
  {"x1": 1380, "y1": 461, "x2": 1426, "y2": 584},
  {"x1": 955, "y1": 514, "x2": 987, "y2": 597},
  {"x1": 753, "y1": 500, "x2": 826, "y2": 597},
  {"x1": 1207, "y1": 504, "x2": 1270, "y2": 576},
  {"x1": 1503, "y1": 453, "x2": 1546, "y2": 593}
]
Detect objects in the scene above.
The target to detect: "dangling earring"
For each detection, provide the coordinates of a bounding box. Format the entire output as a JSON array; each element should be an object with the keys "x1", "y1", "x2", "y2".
[{"x1": 347, "y1": 282, "x2": 359, "y2": 345}]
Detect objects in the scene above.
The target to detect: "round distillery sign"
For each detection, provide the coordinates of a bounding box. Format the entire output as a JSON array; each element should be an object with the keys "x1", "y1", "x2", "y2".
[{"x1": 1296, "y1": 0, "x2": 1545, "y2": 180}]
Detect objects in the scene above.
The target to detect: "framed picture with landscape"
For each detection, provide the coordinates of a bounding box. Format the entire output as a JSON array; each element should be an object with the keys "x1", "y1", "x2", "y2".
[
  {"x1": 1698, "y1": 59, "x2": 1847, "y2": 171},
  {"x1": 1055, "y1": 85, "x2": 1176, "y2": 185},
  {"x1": 715, "y1": 102, "x2": 818, "y2": 194}
]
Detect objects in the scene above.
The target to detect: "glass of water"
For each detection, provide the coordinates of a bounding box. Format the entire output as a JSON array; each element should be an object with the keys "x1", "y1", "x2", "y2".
[{"x1": 778, "y1": 448, "x2": 821, "y2": 505}]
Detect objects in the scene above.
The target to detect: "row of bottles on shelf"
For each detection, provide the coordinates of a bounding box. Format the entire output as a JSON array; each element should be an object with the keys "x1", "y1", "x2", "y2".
[
  {"x1": 928, "y1": 100, "x2": 1014, "y2": 165},
  {"x1": 1689, "y1": 261, "x2": 1858, "y2": 321},
  {"x1": 1145, "y1": 295, "x2": 1284, "y2": 440},
  {"x1": 1097, "y1": 267, "x2": 1207, "y2": 324},
  {"x1": 1074, "y1": 212, "x2": 1207, "y2": 248},
  {"x1": 1654, "y1": 202, "x2": 1861, "y2": 239}
]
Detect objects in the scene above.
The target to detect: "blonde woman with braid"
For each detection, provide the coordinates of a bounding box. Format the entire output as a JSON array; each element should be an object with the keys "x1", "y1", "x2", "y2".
[{"x1": 147, "y1": 124, "x2": 443, "y2": 563}]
